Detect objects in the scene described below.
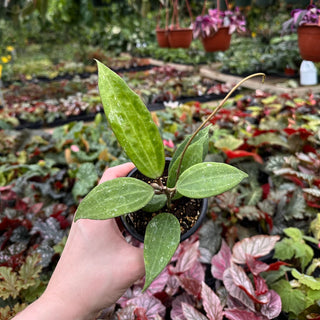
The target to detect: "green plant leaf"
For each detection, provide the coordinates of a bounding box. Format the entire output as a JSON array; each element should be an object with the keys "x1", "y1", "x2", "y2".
[
  {"x1": 176, "y1": 162, "x2": 248, "y2": 198},
  {"x1": 143, "y1": 213, "x2": 180, "y2": 291},
  {"x1": 167, "y1": 133, "x2": 207, "y2": 188},
  {"x1": 72, "y1": 162, "x2": 98, "y2": 199},
  {"x1": 214, "y1": 135, "x2": 244, "y2": 151},
  {"x1": 283, "y1": 227, "x2": 303, "y2": 241},
  {"x1": 142, "y1": 194, "x2": 167, "y2": 212},
  {"x1": 96, "y1": 60, "x2": 165, "y2": 179},
  {"x1": 168, "y1": 126, "x2": 210, "y2": 174},
  {"x1": 74, "y1": 178, "x2": 154, "y2": 221},
  {"x1": 271, "y1": 279, "x2": 306, "y2": 316},
  {"x1": 273, "y1": 238, "x2": 295, "y2": 261},
  {"x1": 291, "y1": 269, "x2": 320, "y2": 290}
]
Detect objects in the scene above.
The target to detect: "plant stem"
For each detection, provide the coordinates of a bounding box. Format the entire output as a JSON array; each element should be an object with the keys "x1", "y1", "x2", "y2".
[{"x1": 174, "y1": 72, "x2": 266, "y2": 186}]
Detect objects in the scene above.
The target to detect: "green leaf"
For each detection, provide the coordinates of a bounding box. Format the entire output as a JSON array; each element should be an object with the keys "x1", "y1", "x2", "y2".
[
  {"x1": 167, "y1": 129, "x2": 209, "y2": 188},
  {"x1": 284, "y1": 227, "x2": 303, "y2": 241},
  {"x1": 0, "y1": 267, "x2": 21, "y2": 299},
  {"x1": 74, "y1": 178, "x2": 154, "y2": 221},
  {"x1": 176, "y1": 162, "x2": 248, "y2": 199},
  {"x1": 292, "y1": 269, "x2": 320, "y2": 290},
  {"x1": 19, "y1": 254, "x2": 42, "y2": 290},
  {"x1": 142, "y1": 194, "x2": 167, "y2": 212},
  {"x1": 72, "y1": 162, "x2": 98, "y2": 199},
  {"x1": 248, "y1": 133, "x2": 289, "y2": 149},
  {"x1": 143, "y1": 213, "x2": 180, "y2": 291},
  {"x1": 271, "y1": 279, "x2": 306, "y2": 315},
  {"x1": 214, "y1": 135, "x2": 244, "y2": 151},
  {"x1": 273, "y1": 238, "x2": 295, "y2": 260},
  {"x1": 97, "y1": 60, "x2": 165, "y2": 179},
  {"x1": 168, "y1": 126, "x2": 210, "y2": 173}
]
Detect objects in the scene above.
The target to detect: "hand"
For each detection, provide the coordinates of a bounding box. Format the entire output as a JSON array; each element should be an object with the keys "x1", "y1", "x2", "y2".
[{"x1": 13, "y1": 163, "x2": 145, "y2": 320}]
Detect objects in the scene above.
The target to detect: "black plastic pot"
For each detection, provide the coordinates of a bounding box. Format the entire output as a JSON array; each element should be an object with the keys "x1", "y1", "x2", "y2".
[{"x1": 120, "y1": 160, "x2": 208, "y2": 243}]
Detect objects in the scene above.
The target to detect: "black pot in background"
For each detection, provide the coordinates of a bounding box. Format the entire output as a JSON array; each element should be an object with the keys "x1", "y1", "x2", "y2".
[{"x1": 120, "y1": 160, "x2": 208, "y2": 243}]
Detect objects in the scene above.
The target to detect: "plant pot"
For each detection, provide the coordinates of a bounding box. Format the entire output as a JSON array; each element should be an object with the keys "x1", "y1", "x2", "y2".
[
  {"x1": 120, "y1": 159, "x2": 208, "y2": 242},
  {"x1": 297, "y1": 24, "x2": 320, "y2": 62},
  {"x1": 201, "y1": 27, "x2": 231, "y2": 52},
  {"x1": 156, "y1": 29, "x2": 170, "y2": 48},
  {"x1": 235, "y1": 0, "x2": 251, "y2": 7},
  {"x1": 168, "y1": 28, "x2": 193, "y2": 49}
]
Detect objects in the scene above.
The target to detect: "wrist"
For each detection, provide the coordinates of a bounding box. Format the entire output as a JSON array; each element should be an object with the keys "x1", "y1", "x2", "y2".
[{"x1": 13, "y1": 293, "x2": 98, "y2": 320}]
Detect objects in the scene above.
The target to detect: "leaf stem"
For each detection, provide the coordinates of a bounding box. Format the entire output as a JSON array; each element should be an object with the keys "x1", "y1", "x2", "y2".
[{"x1": 174, "y1": 73, "x2": 266, "y2": 186}]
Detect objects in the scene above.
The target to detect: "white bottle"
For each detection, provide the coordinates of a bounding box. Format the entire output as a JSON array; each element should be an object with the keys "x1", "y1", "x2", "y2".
[{"x1": 300, "y1": 60, "x2": 318, "y2": 86}]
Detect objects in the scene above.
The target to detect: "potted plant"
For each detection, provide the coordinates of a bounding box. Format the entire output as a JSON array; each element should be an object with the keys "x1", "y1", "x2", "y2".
[
  {"x1": 193, "y1": 5, "x2": 246, "y2": 52},
  {"x1": 167, "y1": 0, "x2": 194, "y2": 48},
  {"x1": 156, "y1": 0, "x2": 171, "y2": 48},
  {"x1": 74, "y1": 60, "x2": 265, "y2": 291},
  {"x1": 282, "y1": 3, "x2": 320, "y2": 62}
]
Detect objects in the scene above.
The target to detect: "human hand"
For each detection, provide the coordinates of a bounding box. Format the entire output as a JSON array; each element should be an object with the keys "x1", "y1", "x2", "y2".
[{"x1": 13, "y1": 163, "x2": 145, "y2": 320}]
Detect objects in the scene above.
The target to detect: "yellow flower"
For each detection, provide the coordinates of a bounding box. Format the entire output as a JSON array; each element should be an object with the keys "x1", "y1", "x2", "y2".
[
  {"x1": 6, "y1": 46, "x2": 14, "y2": 52},
  {"x1": 251, "y1": 32, "x2": 257, "y2": 38},
  {"x1": 1, "y1": 56, "x2": 9, "y2": 63},
  {"x1": 0, "y1": 65, "x2": 2, "y2": 79}
]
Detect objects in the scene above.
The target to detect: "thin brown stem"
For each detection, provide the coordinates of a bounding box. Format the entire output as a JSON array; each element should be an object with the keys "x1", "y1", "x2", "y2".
[{"x1": 174, "y1": 73, "x2": 266, "y2": 186}]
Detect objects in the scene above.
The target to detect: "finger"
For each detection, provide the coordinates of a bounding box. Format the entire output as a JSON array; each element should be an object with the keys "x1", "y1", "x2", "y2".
[{"x1": 99, "y1": 163, "x2": 135, "y2": 184}]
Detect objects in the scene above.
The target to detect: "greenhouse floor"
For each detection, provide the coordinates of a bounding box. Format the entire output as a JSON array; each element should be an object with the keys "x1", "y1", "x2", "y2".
[{"x1": 150, "y1": 59, "x2": 320, "y2": 96}]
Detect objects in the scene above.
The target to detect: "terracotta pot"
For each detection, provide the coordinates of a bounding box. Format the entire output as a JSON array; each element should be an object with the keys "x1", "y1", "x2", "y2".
[
  {"x1": 298, "y1": 24, "x2": 320, "y2": 62},
  {"x1": 201, "y1": 27, "x2": 231, "y2": 52},
  {"x1": 120, "y1": 159, "x2": 208, "y2": 242},
  {"x1": 156, "y1": 29, "x2": 170, "y2": 48},
  {"x1": 168, "y1": 28, "x2": 193, "y2": 49}
]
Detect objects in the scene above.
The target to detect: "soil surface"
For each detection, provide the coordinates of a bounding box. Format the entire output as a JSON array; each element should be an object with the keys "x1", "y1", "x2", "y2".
[{"x1": 124, "y1": 166, "x2": 202, "y2": 238}]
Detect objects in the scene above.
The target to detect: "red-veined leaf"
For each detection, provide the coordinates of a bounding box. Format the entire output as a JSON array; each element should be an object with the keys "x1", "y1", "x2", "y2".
[
  {"x1": 201, "y1": 282, "x2": 223, "y2": 320},
  {"x1": 260, "y1": 290, "x2": 282, "y2": 319},
  {"x1": 223, "y1": 308, "x2": 266, "y2": 320},
  {"x1": 232, "y1": 235, "x2": 280, "y2": 264},
  {"x1": 211, "y1": 240, "x2": 232, "y2": 280},
  {"x1": 182, "y1": 302, "x2": 208, "y2": 320}
]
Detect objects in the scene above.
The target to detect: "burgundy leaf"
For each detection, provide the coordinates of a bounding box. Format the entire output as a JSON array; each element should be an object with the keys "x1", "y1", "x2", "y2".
[
  {"x1": 232, "y1": 235, "x2": 280, "y2": 264},
  {"x1": 211, "y1": 240, "x2": 232, "y2": 280},
  {"x1": 224, "y1": 309, "x2": 267, "y2": 320},
  {"x1": 182, "y1": 302, "x2": 208, "y2": 320},
  {"x1": 253, "y1": 275, "x2": 268, "y2": 296},
  {"x1": 129, "y1": 292, "x2": 166, "y2": 319},
  {"x1": 201, "y1": 282, "x2": 223, "y2": 320},
  {"x1": 223, "y1": 268, "x2": 255, "y2": 312},
  {"x1": 134, "y1": 307, "x2": 149, "y2": 320},
  {"x1": 246, "y1": 254, "x2": 269, "y2": 276},
  {"x1": 260, "y1": 290, "x2": 282, "y2": 319},
  {"x1": 179, "y1": 277, "x2": 202, "y2": 299}
]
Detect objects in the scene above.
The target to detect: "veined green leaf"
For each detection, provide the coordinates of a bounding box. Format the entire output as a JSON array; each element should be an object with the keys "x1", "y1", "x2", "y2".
[
  {"x1": 97, "y1": 60, "x2": 165, "y2": 179},
  {"x1": 176, "y1": 162, "x2": 248, "y2": 198},
  {"x1": 143, "y1": 213, "x2": 180, "y2": 291},
  {"x1": 167, "y1": 126, "x2": 210, "y2": 188},
  {"x1": 74, "y1": 178, "x2": 154, "y2": 221},
  {"x1": 291, "y1": 269, "x2": 320, "y2": 290},
  {"x1": 142, "y1": 194, "x2": 167, "y2": 212}
]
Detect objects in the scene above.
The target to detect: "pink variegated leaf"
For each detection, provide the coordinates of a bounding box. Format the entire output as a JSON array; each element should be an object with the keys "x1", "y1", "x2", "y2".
[
  {"x1": 117, "y1": 287, "x2": 142, "y2": 307},
  {"x1": 223, "y1": 269, "x2": 255, "y2": 312},
  {"x1": 260, "y1": 290, "x2": 282, "y2": 319},
  {"x1": 232, "y1": 235, "x2": 280, "y2": 264},
  {"x1": 246, "y1": 254, "x2": 269, "y2": 276},
  {"x1": 129, "y1": 291, "x2": 166, "y2": 319},
  {"x1": 171, "y1": 293, "x2": 195, "y2": 320},
  {"x1": 166, "y1": 275, "x2": 180, "y2": 297},
  {"x1": 170, "y1": 241, "x2": 200, "y2": 274},
  {"x1": 229, "y1": 263, "x2": 269, "y2": 305},
  {"x1": 116, "y1": 305, "x2": 136, "y2": 320},
  {"x1": 211, "y1": 240, "x2": 232, "y2": 280},
  {"x1": 182, "y1": 302, "x2": 208, "y2": 320},
  {"x1": 179, "y1": 277, "x2": 202, "y2": 299},
  {"x1": 184, "y1": 259, "x2": 205, "y2": 283},
  {"x1": 147, "y1": 266, "x2": 170, "y2": 294},
  {"x1": 224, "y1": 309, "x2": 267, "y2": 320},
  {"x1": 254, "y1": 275, "x2": 268, "y2": 296},
  {"x1": 201, "y1": 282, "x2": 223, "y2": 320}
]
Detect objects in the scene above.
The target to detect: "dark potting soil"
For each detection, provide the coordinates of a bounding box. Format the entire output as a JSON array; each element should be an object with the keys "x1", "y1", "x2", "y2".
[{"x1": 124, "y1": 168, "x2": 202, "y2": 238}]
